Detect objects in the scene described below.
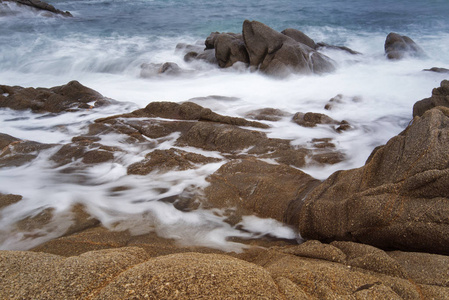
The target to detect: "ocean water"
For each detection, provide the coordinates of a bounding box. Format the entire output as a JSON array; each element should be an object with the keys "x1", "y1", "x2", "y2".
[{"x1": 0, "y1": 0, "x2": 448, "y2": 251}]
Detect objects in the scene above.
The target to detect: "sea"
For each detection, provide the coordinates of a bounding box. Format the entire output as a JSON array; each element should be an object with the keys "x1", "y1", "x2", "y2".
[{"x1": 0, "y1": 0, "x2": 448, "y2": 251}]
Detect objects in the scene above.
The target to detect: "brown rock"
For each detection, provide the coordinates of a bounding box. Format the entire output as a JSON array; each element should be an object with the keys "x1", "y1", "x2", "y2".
[
  {"x1": 127, "y1": 148, "x2": 221, "y2": 175},
  {"x1": 7, "y1": 0, "x2": 72, "y2": 17},
  {"x1": 213, "y1": 33, "x2": 249, "y2": 68},
  {"x1": 413, "y1": 80, "x2": 449, "y2": 117},
  {"x1": 245, "y1": 107, "x2": 290, "y2": 121},
  {"x1": 204, "y1": 158, "x2": 320, "y2": 225},
  {"x1": 292, "y1": 112, "x2": 339, "y2": 127},
  {"x1": 0, "y1": 81, "x2": 110, "y2": 113},
  {"x1": 299, "y1": 106, "x2": 449, "y2": 254},
  {"x1": 384, "y1": 32, "x2": 425, "y2": 60},
  {"x1": 94, "y1": 252, "x2": 283, "y2": 299},
  {"x1": 281, "y1": 28, "x2": 317, "y2": 49},
  {"x1": 0, "y1": 193, "x2": 22, "y2": 209},
  {"x1": 242, "y1": 20, "x2": 335, "y2": 76}
]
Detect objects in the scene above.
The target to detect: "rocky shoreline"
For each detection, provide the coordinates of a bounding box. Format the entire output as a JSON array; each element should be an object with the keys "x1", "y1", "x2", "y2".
[
  {"x1": 1, "y1": 0, "x2": 449, "y2": 298},
  {"x1": 1, "y1": 78, "x2": 448, "y2": 298}
]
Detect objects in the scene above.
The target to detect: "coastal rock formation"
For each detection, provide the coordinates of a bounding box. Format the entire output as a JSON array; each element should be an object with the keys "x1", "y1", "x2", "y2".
[
  {"x1": 0, "y1": 80, "x2": 111, "y2": 113},
  {"x1": 242, "y1": 20, "x2": 335, "y2": 76},
  {"x1": 2, "y1": 0, "x2": 72, "y2": 16},
  {"x1": 299, "y1": 105, "x2": 449, "y2": 255},
  {"x1": 384, "y1": 32, "x2": 425, "y2": 60},
  {"x1": 413, "y1": 79, "x2": 449, "y2": 117},
  {"x1": 205, "y1": 32, "x2": 249, "y2": 68},
  {"x1": 1, "y1": 239, "x2": 449, "y2": 299}
]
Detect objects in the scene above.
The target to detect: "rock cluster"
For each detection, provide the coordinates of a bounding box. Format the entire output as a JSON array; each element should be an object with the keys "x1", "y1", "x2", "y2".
[
  {"x1": 179, "y1": 20, "x2": 354, "y2": 77},
  {"x1": 1, "y1": 80, "x2": 449, "y2": 298}
]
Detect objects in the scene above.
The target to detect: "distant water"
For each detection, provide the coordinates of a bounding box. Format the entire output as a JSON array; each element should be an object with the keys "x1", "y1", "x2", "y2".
[{"x1": 0, "y1": 0, "x2": 448, "y2": 251}]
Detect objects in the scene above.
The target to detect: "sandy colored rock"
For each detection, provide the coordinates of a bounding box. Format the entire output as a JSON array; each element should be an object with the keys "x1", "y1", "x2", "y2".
[
  {"x1": 413, "y1": 79, "x2": 449, "y2": 117},
  {"x1": 94, "y1": 252, "x2": 283, "y2": 299},
  {"x1": 205, "y1": 158, "x2": 320, "y2": 225}
]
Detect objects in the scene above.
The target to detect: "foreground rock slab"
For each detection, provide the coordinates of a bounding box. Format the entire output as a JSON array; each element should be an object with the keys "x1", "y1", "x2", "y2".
[{"x1": 1, "y1": 239, "x2": 449, "y2": 299}]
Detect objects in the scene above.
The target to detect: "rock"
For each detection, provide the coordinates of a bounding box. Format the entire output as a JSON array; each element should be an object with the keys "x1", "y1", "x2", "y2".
[
  {"x1": 281, "y1": 240, "x2": 346, "y2": 263},
  {"x1": 0, "y1": 81, "x2": 111, "y2": 113},
  {"x1": 5, "y1": 0, "x2": 72, "y2": 17},
  {"x1": 95, "y1": 252, "x2": 283, "y2": 299},
  {"x1": 245, "y1": 107, "x2": 290, "y2": 121},
  {"x1": 213, "y1": 33, "x2": 249, "y2": 68},
  {"x1": 423, "y1": 67, "x2": 449, "y2": 73},
  {"x1": 0, "y1": 133, "x2": 56, "y2": 167},
  {"x1": 242, "y1": 20, "x2": 335, "y2": 76},
  {"x1": 204, "y1": 158, "x2": 320, "y2": 225},
  {"x1": 0, "y1": 193, "x2": 22, "y2": 209},
  {"x1": 413, "y1": 79, "x2": 449, "y2": 117},
  {"x1": 299, "y1": 106, "x2": 449, "y2": 255},
  {"x1": 384, "y1": 32, "x2": 425, "y2": 60},
  {"x1": 127, "y1": 148, "x2": 221, "y2": 175},
  {"x1": 292, "y1": 112, "x2": 339, "y2": 127},
  {"x1": 292, "y1": 111, "x2": 350, "y2": 132},
  {"x1": 281, "y1": 28, "x2": 317, "y2": 49},
  {"x1": 140, "y1": 62, "x2": 185, "y2": 77},
  {"x1": 316, "y1": 42, "x2": 362, "y2": 55}
]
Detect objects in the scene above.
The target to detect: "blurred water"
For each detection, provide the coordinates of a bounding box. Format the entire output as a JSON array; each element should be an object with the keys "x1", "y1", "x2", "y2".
[{"x1": 0, "y1": 0, "x2": 448, "y2": 251}]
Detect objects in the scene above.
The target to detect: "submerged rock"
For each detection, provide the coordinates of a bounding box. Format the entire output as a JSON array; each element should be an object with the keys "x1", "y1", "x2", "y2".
[
  {"x1": 384, "y1": 32, "x2": 425, "y2": 60},
  {"x1": 423, "y1": 67, "x2": 449, "y2": 73}
]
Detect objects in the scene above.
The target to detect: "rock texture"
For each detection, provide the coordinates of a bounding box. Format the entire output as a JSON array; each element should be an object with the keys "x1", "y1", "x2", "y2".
[
  {"x1": 384, "y1": 32, "x2": 425, "y2": 60},
  {"x1": 0, "y1": 80, "x2": 111, "y2": 113},
  {"x1": 299, "y1": 105, "x2": 449, "y2": 255},
  {"x1": 1, "y1": 239, "x2": 449, "y2": 299},
  {"x1": 242, "y1": 20, "x2": 335, "y2": 76},
  {"x1": 413, "y1": 79, "x2": 449, "y2": 117},
  {"x1": 3, "y1": 0, "x2": 72, "y2": 16}
]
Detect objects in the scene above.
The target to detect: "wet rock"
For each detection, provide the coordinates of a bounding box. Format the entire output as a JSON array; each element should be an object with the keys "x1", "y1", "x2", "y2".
[
  {"x1": 292, "y1": 112, "x2": 339, "y2": 127},
  {"x1": 127, "y1": 148, "x2": 221, "y2": 175},
  {"x1": 384, "y1": 32, "x2": 425, "y2": 60},
  {"x1": 0, "y1": 193, "x2": 22, "y2": 209},
  {"x1": 245, "y1": 107, "x2": 290, "y2": 121},
  {"x1": 242, "y1": 20, "x2": 335, "y2": 76},
  {"x1": 204, "y1": 158, "x2": 320, "y2": 225},
  {"x1": 0, "y1": 81, "x2": 111, "y2": 113},
  {"x1": 281, "y1": 28, "x2": 317, "y2": 49},
  {"x1": 316, "y1": 42, "x2": 362, "y2": 55},
  {"x1": 50, "y1": 141, "x2": 117, "y2": 167},
  {"x1": 0, "y1": 133, "x2": 56, "y2": 167},
  {"x1": 211, "y1": 32, "x2": 249, "y2": 68},
  {"x1": 6, "y1": 0, "x2": 72, "y2": 17},
  {"x1": 423, "y1": 67, "x2": 449, "y2": 73},
  {"x1": 299, "y1": 106, "x2": 449, "y2": 255},
  {"x1": 292, "y1": 111, "x2": 350, "y2": 132},
  {"x1": 140, "y1": 62, "x2": 185, "y2": 77},
  {"x1": 324, "y1": 94, "x2": 362, "y2": 110},
  {"x1": 413, "y1": 79, "x2": 449, "y2": 117}
]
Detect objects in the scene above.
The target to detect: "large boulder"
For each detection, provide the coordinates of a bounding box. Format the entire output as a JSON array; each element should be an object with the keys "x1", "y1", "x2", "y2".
[
  {"x1": 299, "y1": 105, "x2": 449, "y2": 255},
  {"x1": 384, "y1": 32, "x2": 425, "y2": 60},
  {"x1": 242, "y1": 20, "x2": 335, "y2": 76},
  {"x1": 413, "y1": 79, "x2": 449, "y2": 117},
  {"x1": 0, "y1": 81, "x2": 111, "y2": 113}
]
